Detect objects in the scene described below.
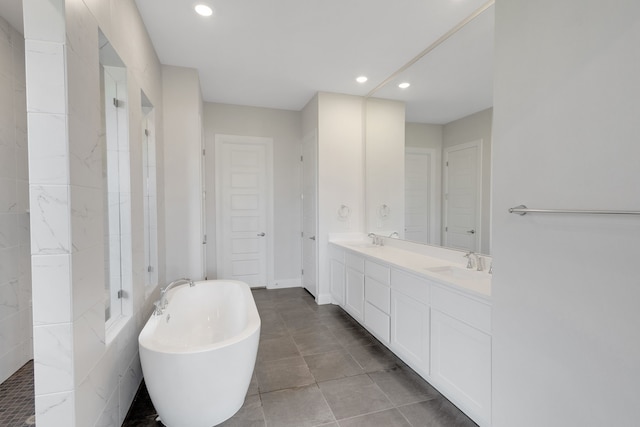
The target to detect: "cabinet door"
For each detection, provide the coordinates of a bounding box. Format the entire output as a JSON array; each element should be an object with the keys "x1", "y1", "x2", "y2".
[
  {"x1": 364, "y1": 302, "x2": 390, "y2": 344},
  {"x1": 431, "y1": 309, "x2": 491, "y2": 426},
  {"x1": 345, "y1": 267, "x2": 364, "y2": 321},
  {"x1": 391, "y1": 290, "x2": 429, "y2": 377},
  {"x1": 330, "y1": 259, "x2": 345, "y2": 306}
]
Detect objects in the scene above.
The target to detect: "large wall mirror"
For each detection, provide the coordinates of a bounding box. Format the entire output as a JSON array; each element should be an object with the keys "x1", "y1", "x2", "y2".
[{"x1": 365, "y1": 4, "x2": 494, "y2": 254}]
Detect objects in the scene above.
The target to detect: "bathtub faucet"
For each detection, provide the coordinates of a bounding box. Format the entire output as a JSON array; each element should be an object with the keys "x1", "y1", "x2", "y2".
[{"x1": 156, "y1": 278, "x2": 195, "y2": 314}]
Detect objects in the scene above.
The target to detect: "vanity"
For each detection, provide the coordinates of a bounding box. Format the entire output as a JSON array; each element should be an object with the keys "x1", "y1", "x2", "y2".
[{"x1": 329, "y1": 237, "x2": 492, "y2": 427}]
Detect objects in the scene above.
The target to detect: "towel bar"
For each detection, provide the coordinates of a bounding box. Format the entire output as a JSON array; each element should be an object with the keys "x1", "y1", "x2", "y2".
[{"x1": 508, "y1": 205, "x2": 640, "y2": 216}]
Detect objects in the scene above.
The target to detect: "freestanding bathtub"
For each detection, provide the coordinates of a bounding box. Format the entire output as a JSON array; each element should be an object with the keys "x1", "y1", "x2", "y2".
[{"x1": 139, "y1": 280, "x2": 261, "y2": 427}]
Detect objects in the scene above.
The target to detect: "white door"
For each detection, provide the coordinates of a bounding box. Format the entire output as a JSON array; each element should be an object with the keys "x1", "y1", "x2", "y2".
[
  {"x1": 214, "y1": 135, "x2": 273, "y2": 287},
  {"x1": 444, "y1": 140, "x2": 482, "y2": 252},
  {"x1": 302, "y1": 130, "x2": 318, "y2": 297},
  {"x1": 405, "y1": 148, "x2": 435, "y2": 244}
]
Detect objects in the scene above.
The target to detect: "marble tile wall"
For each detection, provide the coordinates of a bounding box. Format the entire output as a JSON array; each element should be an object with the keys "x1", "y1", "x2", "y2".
[
  {"x1": 0, "y1": 14, "x2": 32, "y2": 385},
  {"x1": 23, "y1": 0, "x2": 166, "y2": 426}
]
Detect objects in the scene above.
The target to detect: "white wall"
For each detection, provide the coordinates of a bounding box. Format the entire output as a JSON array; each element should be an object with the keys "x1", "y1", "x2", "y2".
[
  {"x1": 492, "y1": 2, "x2": 640, "y2": 426},
  {"x1": 23, "y1": 0, "x2": 165, "y2": 425},
  {"x1": 365, "y1": 98, "x2": 405, "y2": 237},
  {"x1": 315, "y1": 92, "x2": 365, "y2": 303},
  {"x1": 0, "y1": 14, "x2": 32, "y2": 384},
  {"x1": 405, "y1": 122, "x2": 442, "y2": 150},
  {"x1": 203, "y1": 102, "x2": 302, "y2": 286},
  {"x1": 443, "y1": 108, "x2": 492, "y2": 254},
  {"x1": 162, "y1": 65, "x2": 204, "y2": 281}
]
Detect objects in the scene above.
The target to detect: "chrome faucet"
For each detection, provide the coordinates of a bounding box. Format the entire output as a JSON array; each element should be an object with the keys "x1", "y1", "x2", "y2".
[
  {"x1": 464, "y1": 251, "x2": 484, "y2": 271},
  {"x1": 388, "y1": 231, "x2": 399, "y2": 238},
  {"x1": 155, "y1": 278, "x2": 195, "y2": 314},
  {"x1": 368, "y1": 233, "x2": 383, "y2": 246}
]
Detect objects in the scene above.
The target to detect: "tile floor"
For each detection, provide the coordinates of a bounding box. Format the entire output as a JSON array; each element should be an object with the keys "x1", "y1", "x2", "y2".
[
  {"x1": 0, "y1": 287, "x2": 478, "y2": 426},
  {"x1": 123, "y1": 287, "x2": 478, "y2": 427},
  {"x1": 0, "y1": 360, "x2": 35, "y2": 427}
]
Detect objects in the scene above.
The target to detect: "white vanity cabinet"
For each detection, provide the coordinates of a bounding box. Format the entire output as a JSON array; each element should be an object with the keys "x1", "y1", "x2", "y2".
[
  {"x1": 390, "y1": 268, "x2": 430, "y2": 377},
  {"x1": 329, "y1": 245, "x2": 345, "y2": 305},
  {"x1": 328, "y1": 242, "x2": 492, "y2": 427},
  {"x1": 344, "y1": 252, "x2": 365, "y2": 321},
  {"x1": 430, "y1": 284, "x2": 492, "y2": 426},
  {"x1": 363, "y1": 260, "x2": 391, "y2": 344}
]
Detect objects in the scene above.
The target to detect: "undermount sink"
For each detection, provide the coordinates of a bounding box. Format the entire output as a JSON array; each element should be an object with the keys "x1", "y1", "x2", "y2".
[
  {"x1": 425, "y1": 265, "x2": 483, "y2": 280},
  {"x1": 350, "y1": 242, "x2": 379, "y2": 248}
]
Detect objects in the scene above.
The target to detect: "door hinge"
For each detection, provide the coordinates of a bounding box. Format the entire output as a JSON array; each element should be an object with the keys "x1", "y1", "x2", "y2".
[
  {"x1": 445, "y1": 226, "x2": 448, "y2": 232},
  {"x1": 202, "y1": 148, "x2": 206, "y2": 156},
  {"x1": 117, "y1": 289, "x2": 127, "y2": 299},
  {"x1": 301, "y1": 231, "x2": 304, "y2": 237},
  {"x1": 147, "y1": 266, "x2": 153, "y2": 273},
  {"x1": 446, "y1": 161, "x2": 449, "y2": 167},
  {"x1": 113, "y1": 98, "x2": 120, "y2": 108},
  {"x1": 300, "y1": 155, "x2": 303, "y2": 162},
  {"x1": 301, "y1": 269, "x2": 304, "y2": 275},
  {"x1": 144, "y1": 128, "x2": 149, "y2": 136},
  {"x1": 203, "y1": 234, "x2": 207, "y2": 244}
]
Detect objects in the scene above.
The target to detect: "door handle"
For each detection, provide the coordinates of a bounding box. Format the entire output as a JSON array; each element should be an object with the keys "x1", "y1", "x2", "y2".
[
  {"x1": 466, "y1": 229, "x2": 476, "y2": 234},
  {"x1": 309, "y1": 236, "x2": 316, "y2": 241},
  {"x1": 257, "y1": 232, "x2": 266, "y2": 237}
]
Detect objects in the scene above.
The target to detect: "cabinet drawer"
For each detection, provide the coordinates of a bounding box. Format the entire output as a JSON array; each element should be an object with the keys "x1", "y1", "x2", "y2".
[
  {"x1": 365, "y1": 259, "x2": 390, "y2": 285},
  {"x1": 390, "y1": 268, "x2": 430, "y2": 304},
  {"x1": 364, "y1": 302, "x2": 390, "y2": 343},
  {"x1": 431, "y1": 285, "x2": 491, "y2": 334},
  {"x1": 365, "y1": 277, "x2": 390, "y2": 314},
  {"x1": 345, "y1": 252, "x2": 364, "y2": 273}
]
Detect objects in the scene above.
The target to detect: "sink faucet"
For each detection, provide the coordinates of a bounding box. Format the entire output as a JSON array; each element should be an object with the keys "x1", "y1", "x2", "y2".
[
  {"x1": 464, "y1": 252, "x2": 485, "y2": 271},
  {"x1": 155, "y1": 278, "x2": 195, "y2": 314},
  {"x1": 367, "y1": 233, "x2": 383, "y2": 246},
  {"x1": 388, "y1": 231, "x2": 399, "y2": 238},
  {"x1": 464, "y1": 251, "x2": 484, "y2": 271}
]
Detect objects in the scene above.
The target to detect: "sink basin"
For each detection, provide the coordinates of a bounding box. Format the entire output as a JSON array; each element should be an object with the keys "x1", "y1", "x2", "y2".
[
  {"x1": 350, "y1": 243, "x2": 379, "y2": 248},
  {"x1": 425, "y1": 265, "x2": 482, "y2": 280}
]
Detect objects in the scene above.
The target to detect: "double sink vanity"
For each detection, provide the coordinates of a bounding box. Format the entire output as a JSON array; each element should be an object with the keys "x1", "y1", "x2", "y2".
[{"x1": 328, "y1": 236, "x2": 492, "y2": 427}]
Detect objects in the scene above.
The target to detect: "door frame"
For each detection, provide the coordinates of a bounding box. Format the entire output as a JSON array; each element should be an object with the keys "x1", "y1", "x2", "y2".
[
  {"x1": 214, "y1": 134, "x2": 274, "y2": 287},
  {"x1": 443, "y1": 139, "x2": 483, "y2": 251},
  {"x1": 301, "y1": 129, "x2": 318, "y2": 297}
]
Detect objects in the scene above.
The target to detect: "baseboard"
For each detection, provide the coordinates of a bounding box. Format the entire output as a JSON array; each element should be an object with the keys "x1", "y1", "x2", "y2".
[
  {"x1": 316, "y1": 292, "x2": 332, "y2": 305},
  {"x1": 267, "y1": 278, "x2": 302, "y2": 289}
]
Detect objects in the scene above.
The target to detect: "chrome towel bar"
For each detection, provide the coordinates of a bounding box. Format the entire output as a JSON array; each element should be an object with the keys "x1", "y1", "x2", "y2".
[{"x1": 509, "y1": 205, "x2": 640, "y2": 216}]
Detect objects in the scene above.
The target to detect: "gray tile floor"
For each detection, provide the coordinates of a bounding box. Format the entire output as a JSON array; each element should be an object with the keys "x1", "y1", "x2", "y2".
[{"x1": 124, "y1": 287, "x2": 478, "y2": 427}]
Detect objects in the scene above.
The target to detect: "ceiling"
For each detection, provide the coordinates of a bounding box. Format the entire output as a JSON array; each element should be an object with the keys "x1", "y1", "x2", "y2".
[{"x1": 0, "y1": 0, "x2": 494, "y2": 124}]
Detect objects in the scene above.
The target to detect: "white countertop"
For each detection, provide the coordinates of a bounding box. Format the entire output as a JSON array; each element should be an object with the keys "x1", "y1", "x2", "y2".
[{"x1": 331, "y1": 240, "x2": 492, "y2": 300}]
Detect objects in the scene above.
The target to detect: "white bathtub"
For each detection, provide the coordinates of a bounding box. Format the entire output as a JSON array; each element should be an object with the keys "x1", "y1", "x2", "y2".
[{"x1": 139, "y1": 280, "x2": 261, "y2": 427}]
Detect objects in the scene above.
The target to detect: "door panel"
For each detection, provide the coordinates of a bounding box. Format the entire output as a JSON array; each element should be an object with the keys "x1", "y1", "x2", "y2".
[
  {"x1": 444, "y1": 141, "x2": 481, "y2": 252},
  {"x1": 214, "y1": 136, "x2": 271, "y2": 287},
  {"x1": 405, "y1": 151, "x2": 431, "y2": 243}
]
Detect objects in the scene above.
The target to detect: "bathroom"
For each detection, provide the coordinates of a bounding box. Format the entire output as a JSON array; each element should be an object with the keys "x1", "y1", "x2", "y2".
[{"x1": 1, "y1": 0, "x2": 639, "y2": 426}]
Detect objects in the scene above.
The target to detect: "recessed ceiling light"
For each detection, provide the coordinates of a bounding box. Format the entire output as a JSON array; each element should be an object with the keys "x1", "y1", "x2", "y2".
[
  {"x1": 195, "y1": 4, "x2": 213, "y2": 17},
  {"x1": 356, "y1": 76, "x2": 368, "y2": 83},
  {"x1": 398, "y1": 82, "x2": 411, "y2": 89}
]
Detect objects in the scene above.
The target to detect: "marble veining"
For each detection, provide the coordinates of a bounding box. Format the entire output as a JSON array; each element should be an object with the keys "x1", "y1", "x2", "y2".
[
  {"x1": 29, "y1": 185, "x2": 71, "y2": 254},
  {"x1": 33, "y1": 324, "x2": 73, "y2": 395}
]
